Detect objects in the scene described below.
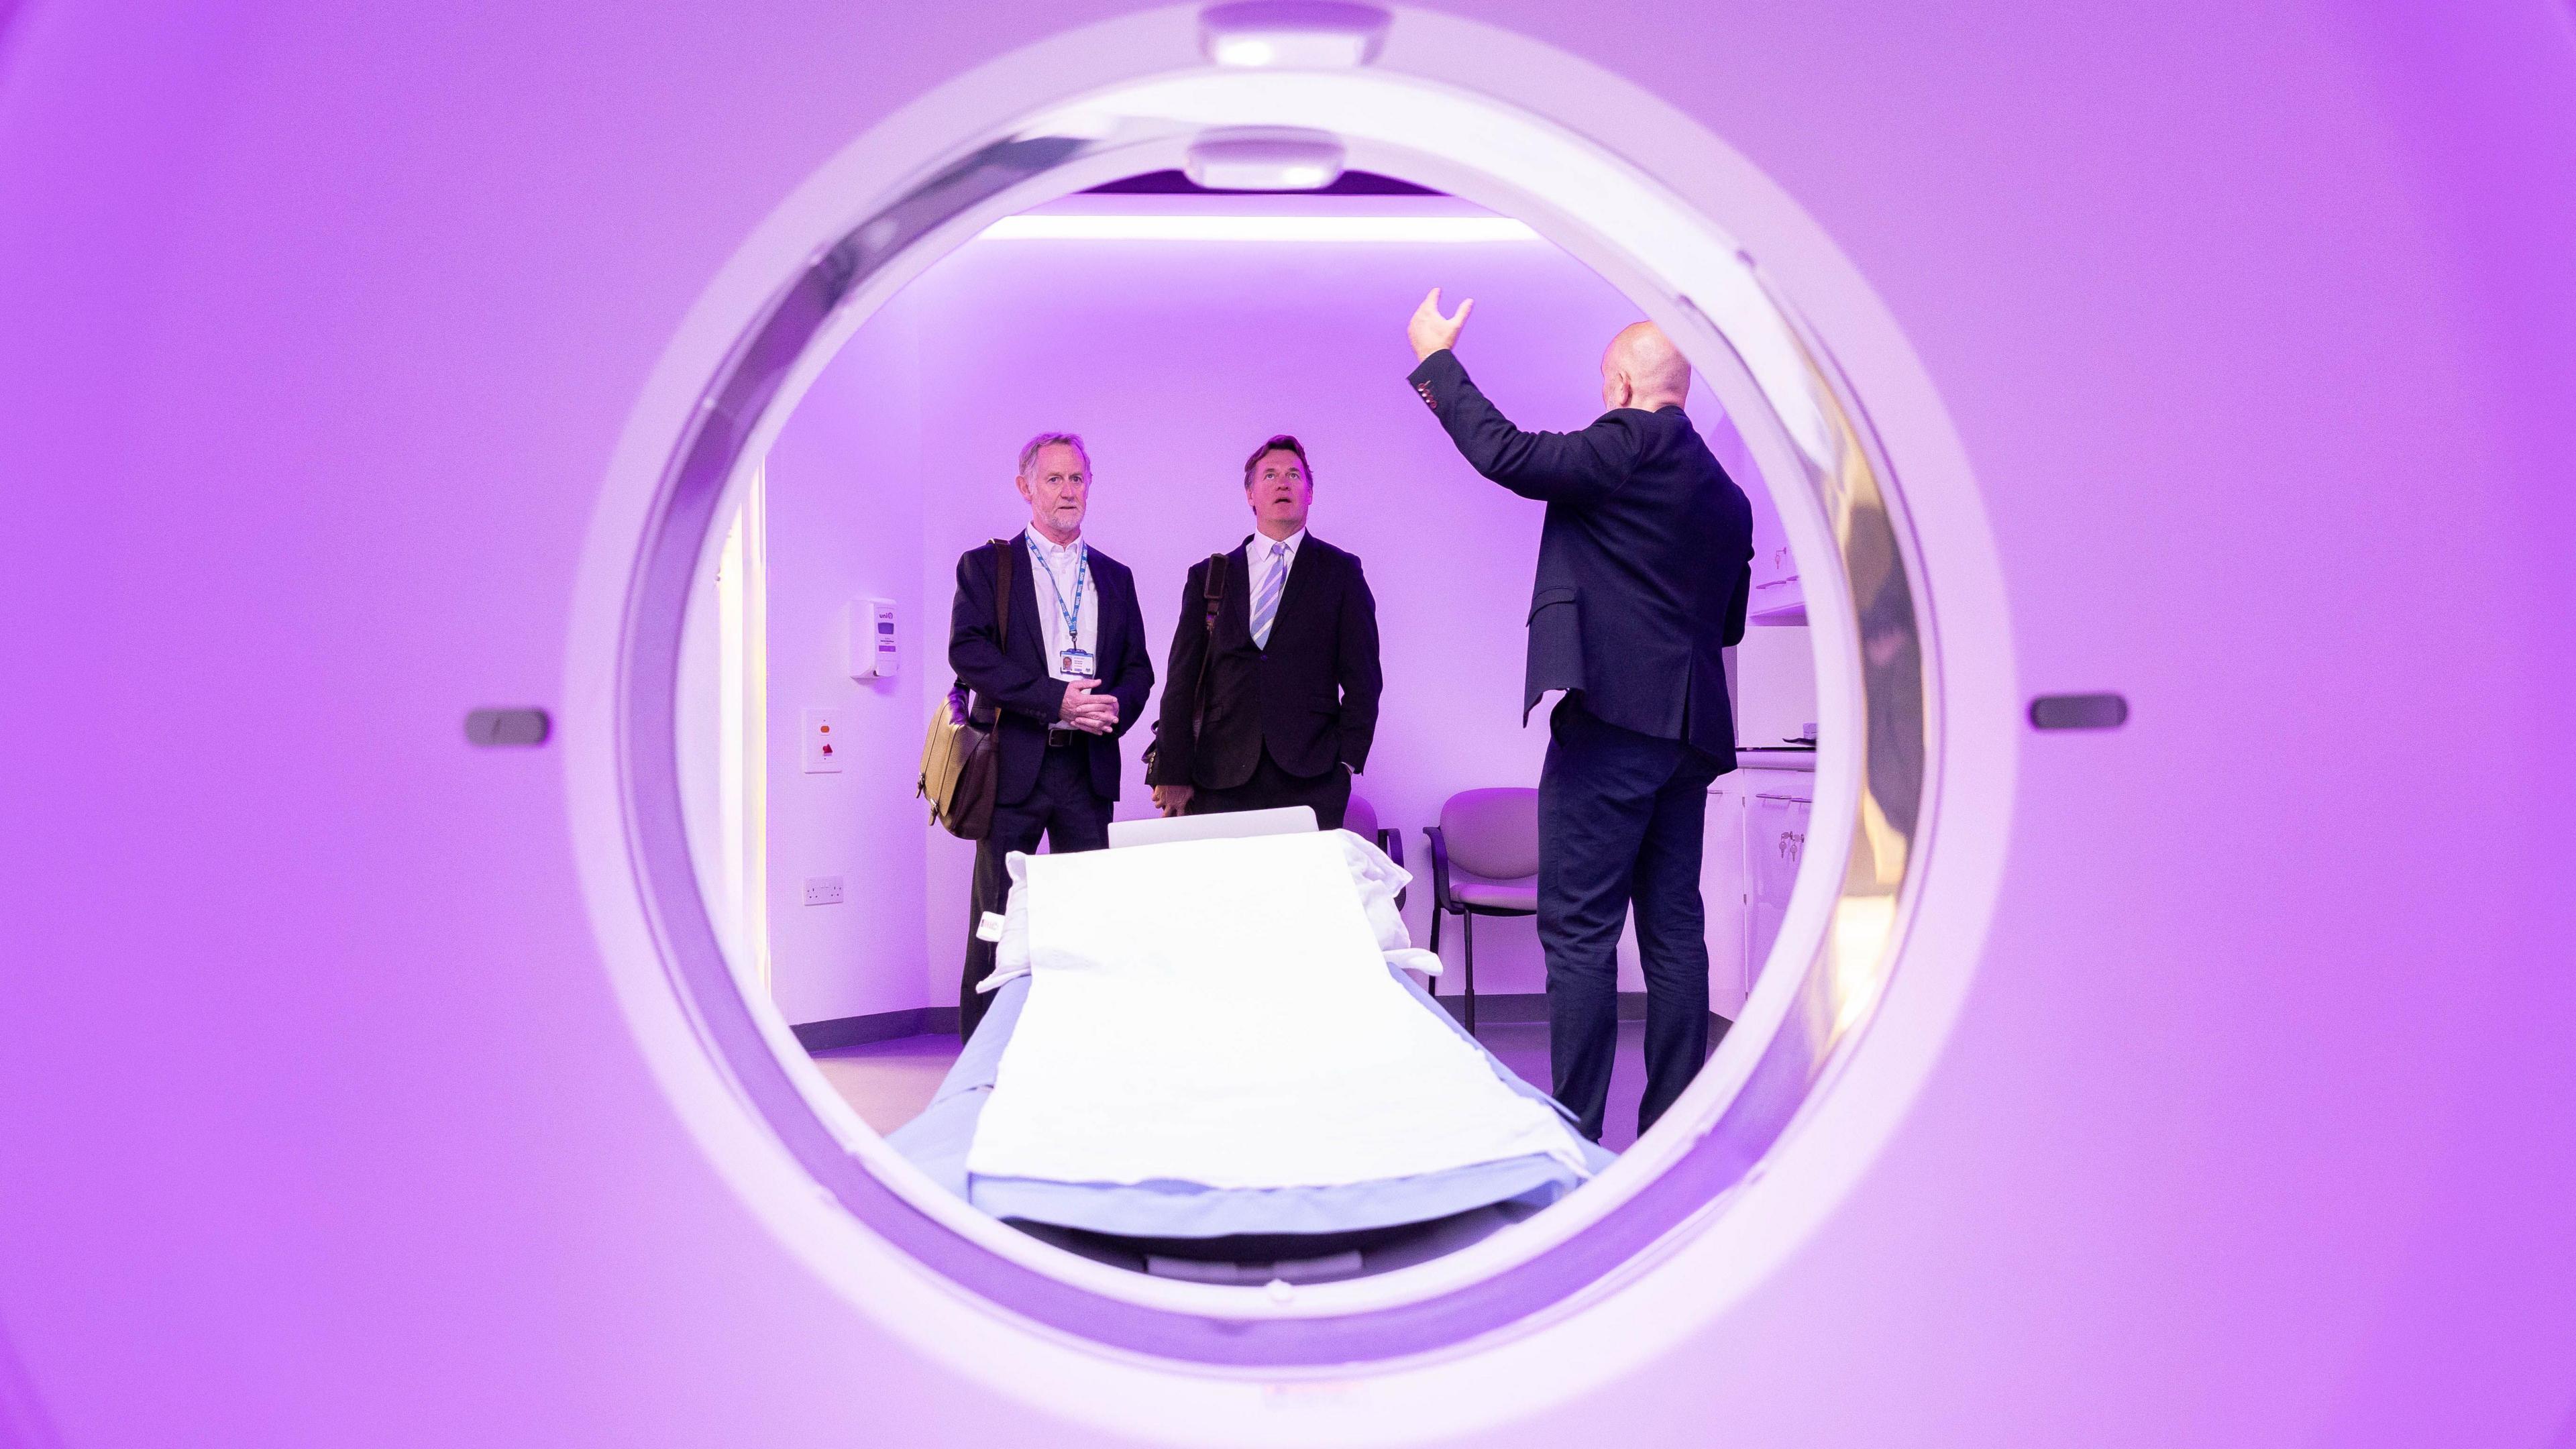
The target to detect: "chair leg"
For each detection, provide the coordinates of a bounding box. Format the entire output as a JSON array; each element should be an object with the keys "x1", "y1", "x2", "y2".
[
  {"x1": 1462, "y1": 912, "x2": 1478, "y2": 1034},
  {"x1": 1428, "y1": 906, "x2": 1443, "y2": 994}
]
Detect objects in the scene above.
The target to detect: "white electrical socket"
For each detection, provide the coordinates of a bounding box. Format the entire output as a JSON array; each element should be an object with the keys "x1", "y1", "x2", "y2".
[{"x1": 803, "y1": 875, "x2": 845, "y2": 906}]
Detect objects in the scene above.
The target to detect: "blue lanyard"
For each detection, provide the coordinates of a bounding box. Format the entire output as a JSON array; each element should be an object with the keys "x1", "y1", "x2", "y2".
[{"x1": 1028, "y1": 535, "x2": 1087, "y2": 645}]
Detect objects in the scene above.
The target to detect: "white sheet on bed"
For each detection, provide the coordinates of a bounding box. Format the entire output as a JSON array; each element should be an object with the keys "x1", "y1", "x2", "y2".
[{"x1": 964, "y1": 832, "x2": 1589, "y2": 1191}]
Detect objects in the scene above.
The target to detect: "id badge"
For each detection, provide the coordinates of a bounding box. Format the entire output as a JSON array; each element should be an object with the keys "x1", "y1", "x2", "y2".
[{"x1": 1059, "y1": 647, "x2": 1095, "y2": 678}]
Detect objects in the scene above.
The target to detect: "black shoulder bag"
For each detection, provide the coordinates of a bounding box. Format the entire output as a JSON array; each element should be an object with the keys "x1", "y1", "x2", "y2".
[{"x1": 1143, "y1": 551, "x2": 1228, "y2": 780}]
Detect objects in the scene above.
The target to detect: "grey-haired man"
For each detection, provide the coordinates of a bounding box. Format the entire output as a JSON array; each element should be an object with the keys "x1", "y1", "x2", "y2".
[{"x1": 947, "y1": 432, "x2": 1154, "y2": 1041}]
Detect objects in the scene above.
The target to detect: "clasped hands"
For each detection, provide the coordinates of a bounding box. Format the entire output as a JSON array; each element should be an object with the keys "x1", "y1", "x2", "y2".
[{"x1": 1057, "y1": 678, "x2": 1118, "y2": 735}]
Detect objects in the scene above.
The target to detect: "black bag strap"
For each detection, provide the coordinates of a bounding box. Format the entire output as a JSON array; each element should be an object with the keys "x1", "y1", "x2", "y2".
[
  {"x1": 960, "y1": 538, "x2": 1012, "y2": 727},
  {"x1": 997, "y1": 537, "x2": 1014, "y2": 652},
  {"x1": 1199, "y1": 549, "x2": 1226, "y2": 635},
  {"x1": 1187, "y1": 549, "x2": 1227, "y2": 730},
  {"x1": 1144, "y1": 549, "x2": 1232, "y2": 777}
]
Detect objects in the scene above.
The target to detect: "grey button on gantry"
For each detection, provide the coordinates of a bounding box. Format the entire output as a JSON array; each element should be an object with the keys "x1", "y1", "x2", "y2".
[
  {"x1": 2027, "y1": 694, "x2": 2128, "y2": 731},
  {"x1": 464, "y1": 708, "x2": 552, "y2": 747}
]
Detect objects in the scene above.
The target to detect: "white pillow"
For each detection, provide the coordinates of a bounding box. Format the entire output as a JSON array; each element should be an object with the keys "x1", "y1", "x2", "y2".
[
  {"x1": 1334, "y1": 828, "x2": 1415, "y2": 953},
  {"x1": 977, "y1": 833, "x2": 1419, "y2": 994},
  {"x1": 1385, "y1": 947, "x2": 1443, "y2": 977},
  {"x1": 971, "y1": 852, "x2": 1038, "y2": 994}
]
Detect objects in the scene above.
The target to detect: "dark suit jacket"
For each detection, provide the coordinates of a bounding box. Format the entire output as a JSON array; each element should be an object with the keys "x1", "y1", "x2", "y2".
[
  {"x1": 948, "y1": 535, "x2": 1154, "y2": 805},
  {"x1": 1407, "y1": 347, "x2": 1754, "y2": 760},
  {"x1": 1148, "y1": 534, "x2": 1381, "y2": 789}
]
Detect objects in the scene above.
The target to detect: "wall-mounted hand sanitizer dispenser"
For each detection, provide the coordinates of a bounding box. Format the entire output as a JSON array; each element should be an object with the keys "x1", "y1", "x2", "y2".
[{"x1": 851, "y1": 598, "x2": 897, "y2": 680}]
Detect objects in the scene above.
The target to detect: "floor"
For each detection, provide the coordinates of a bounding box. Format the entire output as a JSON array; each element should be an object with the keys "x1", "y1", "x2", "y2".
[
  {"x1": 810, "y1": 1018, "x2": 1667, "y2": 1152},
  {"x1": 807, "y1": 1034, "x2": 961, "y2": 1138},
  {"x1": 1474, "y1": 1019, "x2": 1654, "y2": 1153}
]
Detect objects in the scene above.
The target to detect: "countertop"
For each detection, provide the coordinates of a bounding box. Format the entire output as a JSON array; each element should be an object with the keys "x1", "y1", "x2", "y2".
[{"x1": 1731, "y1": 746, "x2": 1817, "y2": 773}]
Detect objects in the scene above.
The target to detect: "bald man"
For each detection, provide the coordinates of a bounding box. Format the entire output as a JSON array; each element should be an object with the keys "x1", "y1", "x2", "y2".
[{"x1": 1405, "y1": 292, "x2": 1754, "y2": 1142}]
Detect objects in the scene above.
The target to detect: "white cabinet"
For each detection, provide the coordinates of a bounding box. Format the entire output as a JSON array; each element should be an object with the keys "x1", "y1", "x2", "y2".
[
  {"x1": 1746, "y1": 789, "x2": 1812, "y2": 991},
  {"x1": 1697, "y1": 786, "x2": 1748, "y2": 1014},
  {"x1": 1703, "y1": 760, "x2": 1815, "y2": 1019}
]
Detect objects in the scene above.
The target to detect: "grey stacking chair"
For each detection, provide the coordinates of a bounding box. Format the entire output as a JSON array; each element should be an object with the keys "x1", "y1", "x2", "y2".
[
  {"x1": 1340, "y1": 792, "x2": 1405, "y2": 908},
  {"x1": 1424, "y1": 787, "x2": 1540, "y2": 1032}
]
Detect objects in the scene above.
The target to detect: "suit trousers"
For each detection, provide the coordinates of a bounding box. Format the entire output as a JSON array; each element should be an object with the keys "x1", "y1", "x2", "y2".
[
  {"x1": 961, "y1": 741, "x2": 1111, "y2": 1042},
  {"x1": 1538, "y1": 696, "x2": 1726, "y2": 1141},
  {"x1": 1185, "y1": 744, "x2": 1352, "y2": 831}
]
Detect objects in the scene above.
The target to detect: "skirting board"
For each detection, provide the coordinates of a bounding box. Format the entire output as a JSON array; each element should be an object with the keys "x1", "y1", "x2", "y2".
[
  {"x1": 793, "y1": 1006, "x2": 961, "y2": 1052},
  {"x1": 1432, "y1": 991, "x2": 1643, "y2": 1024},
  {"x1": 1432, "y1": 991, "x2": 1735, "y2": 1038}
]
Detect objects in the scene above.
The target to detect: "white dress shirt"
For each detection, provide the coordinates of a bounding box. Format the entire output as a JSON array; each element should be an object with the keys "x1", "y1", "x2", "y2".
[
  {"x1": 1244, "y1": 527, "x2": 1306, "y2": 606},
  {"x1": 1024, "y1": 527, "x2": 1099, "y2": 682}
]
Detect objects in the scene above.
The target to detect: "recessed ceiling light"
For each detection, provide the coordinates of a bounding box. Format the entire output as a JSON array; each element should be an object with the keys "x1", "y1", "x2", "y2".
[
  {"x1": 1184, "y1": 128, "x2": 1348, "y2": 192},
  {"x1": 1199, "y1": 1, "x2": 1390, "y2": 68},
  {"x1": 977, "y1": 215, "x2": 1542, "y2": 244}
]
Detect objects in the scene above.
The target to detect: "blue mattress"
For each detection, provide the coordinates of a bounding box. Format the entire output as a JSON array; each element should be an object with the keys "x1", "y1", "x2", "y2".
[{"x1": 885, "y1": 966, "x2": 1613, "y2": 1240}]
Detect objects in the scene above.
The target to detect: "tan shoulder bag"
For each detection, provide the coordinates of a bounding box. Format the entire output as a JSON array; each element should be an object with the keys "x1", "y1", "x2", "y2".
[{"x1": 917, "y1": 540, "x2": 1012, "y2": 839}]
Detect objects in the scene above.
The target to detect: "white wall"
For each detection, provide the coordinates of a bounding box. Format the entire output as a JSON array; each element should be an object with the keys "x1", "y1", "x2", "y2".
[
  {"x1": 1716, "y1": 410, "x2": 1821, "y2": 751},
  {"x1": 904, "y1": 212, "x2": 1646, "y2": 997},
  {"x1": 753, "y1": 203, "x2": 1818, "y2": 1020},
  {"x1": 1733, "y1": 627, "x2": 1819, "y2": 747},
  {"x1": 757, "y1": 297, "x2": 932, "y2": 1024}
]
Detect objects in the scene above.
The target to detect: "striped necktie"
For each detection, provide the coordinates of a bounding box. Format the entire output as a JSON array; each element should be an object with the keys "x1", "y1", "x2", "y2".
[{"x1": 1249, "y1": 541, "x2": 1288, "y2": 649}]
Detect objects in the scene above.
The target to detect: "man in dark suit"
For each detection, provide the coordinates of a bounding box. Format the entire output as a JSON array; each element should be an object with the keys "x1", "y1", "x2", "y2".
[
  {"x1": 1403, "y1": 290, "x2": 1754, "y2": 1141},
  {"x1": 1148, "y1": 435, "x2": 1381, "y2": 833},
  {"x1": 948, "y1": 431, "x2": 1154, "y2": 1042}
]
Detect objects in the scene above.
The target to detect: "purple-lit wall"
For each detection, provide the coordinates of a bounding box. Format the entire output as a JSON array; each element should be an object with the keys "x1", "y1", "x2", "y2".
[
  {"x1": 1, "y1": 3, "x2": 2571, "y2": 1447},
  {"x1": 756, "y1": 299, "x2": 934, "y2": 1024},
  {"x1": 758, "y1": 213, "x2": 1802, "y2": 1010}
]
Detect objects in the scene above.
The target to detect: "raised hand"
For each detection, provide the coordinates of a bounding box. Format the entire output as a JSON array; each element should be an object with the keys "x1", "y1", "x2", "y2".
[{"x1": 1407, "y1": 286, "x2": 1474, "y2": 362}]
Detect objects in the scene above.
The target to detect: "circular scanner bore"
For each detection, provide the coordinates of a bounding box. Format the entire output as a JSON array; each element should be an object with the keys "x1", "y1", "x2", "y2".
[
  {"x1": 617, "y1": 40, "x2": 1943, "y2": 1366},
  {"x1": 23, "y1": 2, "x2": 2563, "y2": 1444}
]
